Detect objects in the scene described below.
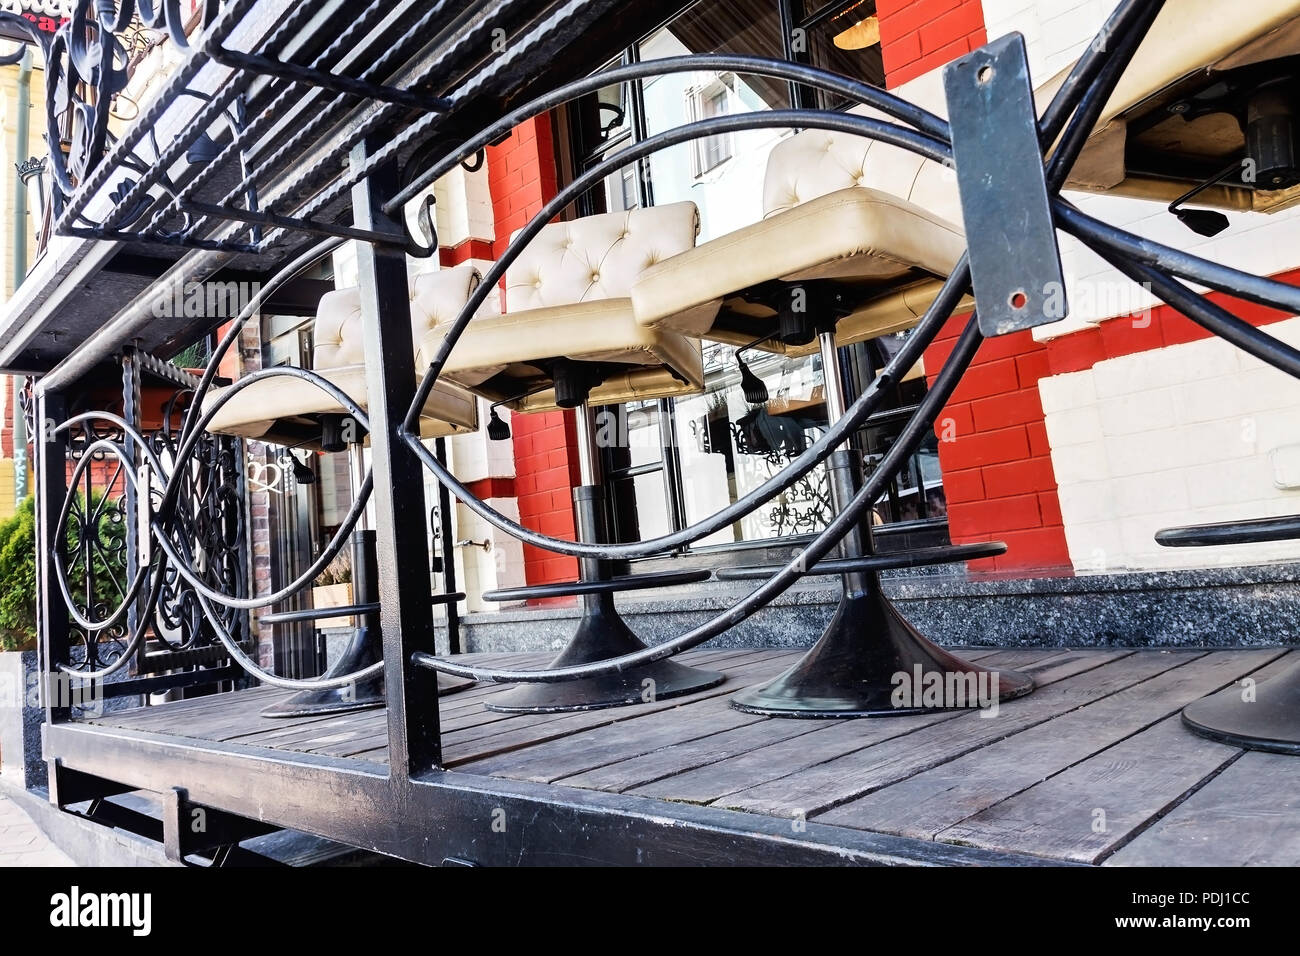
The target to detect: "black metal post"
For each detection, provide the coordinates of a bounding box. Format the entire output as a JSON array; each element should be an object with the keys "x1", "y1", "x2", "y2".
[
  {"x1": 121, "y1": 348, "x2": 145, "y2": 676},
  {"x1": 35, "y1": 389, "x2": 70, "y2": 726},
  {"x1": 350, "y1": 139, "x2": 442, "y2": 777},
  {"x1": 434, "y1": 437, "x2": 461, "y2": 655}
]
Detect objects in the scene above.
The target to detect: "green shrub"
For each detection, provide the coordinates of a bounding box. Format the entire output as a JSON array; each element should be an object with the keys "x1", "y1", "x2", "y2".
[
  {"x1": 0, "y1": 494, "x2": 130, "y2": 653},
  {"x1": 0, "y1": 497, "x2": 37, "y2": 651}
]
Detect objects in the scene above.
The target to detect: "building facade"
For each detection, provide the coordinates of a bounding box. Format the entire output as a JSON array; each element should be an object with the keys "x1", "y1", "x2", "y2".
[
  {"x1": 9, "y1": 1, "x2": 1295, "y2": 632},
  {"x1": 415, "y1": 0, "x2": 1300, "y2": 612}
]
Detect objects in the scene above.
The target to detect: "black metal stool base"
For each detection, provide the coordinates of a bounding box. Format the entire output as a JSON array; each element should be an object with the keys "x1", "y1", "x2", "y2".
[
  {"x1": 261, "y1": 672, "x2": 476, "y2": 718},
  {"x1": 262, "y1": 618, "x2": 476, "y2": 718},
  {"x1": 1157, "y1": 515, "x2": 1300, "y2": 755},
  {"x1": 485, "y1": 595, "x2": 724, "y2": 714},
  {"x1": 730, "y1": 585, "x2": 1033, "y2": 718},
  {"x1": 1181, "y1": 657, "x2": 1300, "y2": 755}
]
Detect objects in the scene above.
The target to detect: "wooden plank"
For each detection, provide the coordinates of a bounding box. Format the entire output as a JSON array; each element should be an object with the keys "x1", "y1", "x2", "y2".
[
  {"x1": 934, "y1": 716, "x2": 1236, "y2": 863},
  {"x1": 559, "y1": 648, "x2": 1028, "y2": 794},
  {"x1": 1106, "y1": 749, "x2": 1300, "y2": 866},
  {"x1": 466, "y1": 694, "x2": 765, "y2": 783},
  {"x1": 629, "y1": 648, "x2": 1136, "y2": 806},
  {"x1": 816, "y1": 649, "x2": 1284, "y2": 842},
  {"x1": 358, "y1": 648, "x2": 800, "y2": 765},
  {"x1": 87, "y1": 649, "x2": 745, "y2": 750},
  {"x1": 87, "y1": 686, "x2": 288, "y2": 729},
  {"x1": 100, "y1": 694, "x2": 297, "y2": 739},
  {"x1": 307, "y1": 648, "x2": 800, "y2": 761},
  {"x1": 711, "y1": 650, "x2": 1190, "y2": 817},
  {"x1": 440, "y1": 647, "x2": 756, "y2": 707},
  {"x1": 273, "y1": 649, "x2": 795, "y2": 759},
  {"x1": 928, "y1": 651, "x2": 1297, "y2": 863}
]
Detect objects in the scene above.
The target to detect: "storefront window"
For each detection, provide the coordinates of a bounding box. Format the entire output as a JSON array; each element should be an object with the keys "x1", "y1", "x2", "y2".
[{"x1": 566, "y1": 0, "x2": 945, "y2": 554}]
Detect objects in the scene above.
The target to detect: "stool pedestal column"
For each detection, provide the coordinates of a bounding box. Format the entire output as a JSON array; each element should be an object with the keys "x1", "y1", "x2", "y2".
[
  {"x1": 731, "y1": 332, "x2": 1033, "y2": 717},
  {"x1": 487, "y1": 405, "x2": 723, "y2": 713}
]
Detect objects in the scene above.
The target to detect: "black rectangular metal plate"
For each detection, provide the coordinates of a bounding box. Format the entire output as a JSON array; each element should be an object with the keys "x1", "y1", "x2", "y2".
[{"x1": 944, "y1": 32, "x2": 1067, "y2": 336}]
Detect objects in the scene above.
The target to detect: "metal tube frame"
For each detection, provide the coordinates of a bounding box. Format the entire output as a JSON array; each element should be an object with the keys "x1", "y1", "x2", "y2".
[{"x1": 26, "y1": 0, "x2": 1300, "y2": 864}]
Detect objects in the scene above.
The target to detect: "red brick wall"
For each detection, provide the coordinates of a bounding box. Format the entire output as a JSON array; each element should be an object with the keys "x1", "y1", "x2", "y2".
[
  {"x1": 877, "y1": 0, "x2": 987, "y2": 88},
  {"x1": 924, "y1": 312, "x2": 1070, "y2": 572},
  {"x1": 487, "y1": 116, "x2": 580, "y2": 587}
]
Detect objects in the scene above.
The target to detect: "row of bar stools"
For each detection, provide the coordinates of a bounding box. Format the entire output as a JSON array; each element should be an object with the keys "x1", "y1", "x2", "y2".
[{"x1": 203, "y1": 267, "x2": 488, "y2": 715}]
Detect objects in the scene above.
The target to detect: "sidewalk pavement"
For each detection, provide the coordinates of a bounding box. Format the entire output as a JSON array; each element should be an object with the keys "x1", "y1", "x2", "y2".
[{"x1": 0, "y1": 790, "x2": 74, "y2": 866}]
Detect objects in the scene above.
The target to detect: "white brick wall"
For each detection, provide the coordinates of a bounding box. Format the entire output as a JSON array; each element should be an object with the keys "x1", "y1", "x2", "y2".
[
  {"x1": 431, "y1": 164, "x2": 495, "y2": 248},
  {"x1": 980, "y1": 0, "x2": 1300, "y2": 340},
  {"x1": 1041, "y1": 318, "x2": 1300, "y2": 570},
  {"x1": 453, "y1": 495, "x2": 527, "y2": 613}
]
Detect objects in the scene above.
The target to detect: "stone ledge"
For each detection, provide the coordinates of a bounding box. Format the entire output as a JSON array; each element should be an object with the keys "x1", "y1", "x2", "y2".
[{"x1": 435, "y1": 560, "x2": 1300, "y2": 654}]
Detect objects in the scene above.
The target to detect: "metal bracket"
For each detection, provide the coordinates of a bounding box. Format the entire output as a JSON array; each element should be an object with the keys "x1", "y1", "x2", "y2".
[
  {"x1": 944, "y1": 32, "x2": 1067, "y2": 336},
  {"x1": 163, "y1": 787, "x2": 278, "y2": 864}
]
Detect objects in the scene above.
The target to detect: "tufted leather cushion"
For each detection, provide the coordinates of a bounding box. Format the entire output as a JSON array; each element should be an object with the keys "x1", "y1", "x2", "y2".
[
  {"x1": 427, "y1": 201, "x2": 706, "y2": 413},
  {"x1": 631, "y1": 187, "x2": 965, "y2": 343},
  {"x1": 629, "y1": 75, "x2": 968, "y2": 352},
  {"x1": 761, "y1": 127, "x2": 961, "y2": 227},
  {"x1": 505, "y1": 202, "x2": 700, "y2": 311},
  {"x1": 204, "y1": 365, "x2": 479, "y2": 445},
  {"x1": 204, "y1": 265, "x2": 484, "y2": 446},
  {"x1": 418, "y1": 298, "x2": 705, "y2": 411},
  {"x1": 313, "y1": 265, "x2": 482, "y2": 369}
]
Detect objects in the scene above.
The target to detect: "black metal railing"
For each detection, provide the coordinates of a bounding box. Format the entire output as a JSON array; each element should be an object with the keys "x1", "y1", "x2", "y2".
[{"x1": 17, "y1": 0, "x2": 1300, "y2": 777}]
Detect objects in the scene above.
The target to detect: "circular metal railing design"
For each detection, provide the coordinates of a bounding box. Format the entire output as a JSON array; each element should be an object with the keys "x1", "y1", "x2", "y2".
[{"x1": 27, "y1": 0, "x2": 1300, "y2": 695}]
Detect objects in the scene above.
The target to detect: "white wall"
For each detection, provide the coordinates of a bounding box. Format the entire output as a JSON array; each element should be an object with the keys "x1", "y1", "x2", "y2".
[{"x1": 1041, "y1": 318, "x2": 1300, "y2": 570}]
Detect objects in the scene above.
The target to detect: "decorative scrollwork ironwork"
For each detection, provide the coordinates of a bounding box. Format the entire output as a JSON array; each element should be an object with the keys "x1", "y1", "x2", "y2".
[
  {"x1": 0, "y1": 0, "x2": 221, "y2": 226},
  {"x1": 60, "y1": 418, "x2": 131, "y2": 671},
  {"x1": 147, "y1": 387, "x2": 248, "y2": 653}
]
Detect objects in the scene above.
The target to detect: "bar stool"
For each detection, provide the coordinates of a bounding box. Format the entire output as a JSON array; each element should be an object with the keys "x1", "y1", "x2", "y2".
[
  {"x1": 204, "y1": 265, "x2": 484, "y2": 715},
  {"x1": 421, "y1": 201, "x2": 724, "y2": 712},
  {"x1": 629, "y1": 130, "x2": 1033, "y2": 716},
  {"x1": 1033, "y1": 0, "x2": 1300, "y2": 218},
  {"x1": 1157, "y1": 516, "x2": 1300, "y2": 754}
]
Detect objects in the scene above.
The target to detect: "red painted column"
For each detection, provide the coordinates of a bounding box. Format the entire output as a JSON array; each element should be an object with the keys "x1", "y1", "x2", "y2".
[{"x1": 486, "y1": 116, "x2": 580, "y2": 587}]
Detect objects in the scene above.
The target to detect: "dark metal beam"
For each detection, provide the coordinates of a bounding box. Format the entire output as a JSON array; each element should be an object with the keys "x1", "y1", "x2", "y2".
[
  {"x1": 349, "y1": 139, "x2": 443, "y2": 778},
  {"x1": 35, "y1": 389, "x2": 69, "y2": 725},
  {"x1": 44, "y1": 722, "x2": 1060, "y2": 867}
]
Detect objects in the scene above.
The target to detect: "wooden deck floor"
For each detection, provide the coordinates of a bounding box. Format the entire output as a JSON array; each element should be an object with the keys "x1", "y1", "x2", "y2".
[{"x1": 83, "y1": 646, "x2": 1300, "y2": 865}]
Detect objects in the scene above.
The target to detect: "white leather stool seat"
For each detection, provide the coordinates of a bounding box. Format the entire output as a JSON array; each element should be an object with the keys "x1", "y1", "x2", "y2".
[
  {"x1": 436, "y1": 202, "x2": 705, "y2": 411},
  {"x1": 204, "y1": 364, "x2": 479, "y2": 444},
  {"x1": 1039, "y1": 0, "x2": 1300, "y2": 211},
  {"x1": 204, "y1": 265, "x2": 483, "y2": 447},
  {"x1": 631, "y1": 185, "x2": 965, "y2": 355},
  {"x1": 418, "y1": 297, "x2": 704, "y2": 409}
]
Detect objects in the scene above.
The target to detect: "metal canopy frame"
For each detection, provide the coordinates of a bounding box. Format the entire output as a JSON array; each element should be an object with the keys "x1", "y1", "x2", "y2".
[{"x1": 18, "y1": 0, "x2": 1300, "y2": 864}]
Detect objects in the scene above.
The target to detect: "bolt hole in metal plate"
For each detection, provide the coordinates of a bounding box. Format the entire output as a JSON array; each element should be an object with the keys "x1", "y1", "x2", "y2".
[{"x1": 944, "y1": 33, "x2": 1067, "y2": 337}]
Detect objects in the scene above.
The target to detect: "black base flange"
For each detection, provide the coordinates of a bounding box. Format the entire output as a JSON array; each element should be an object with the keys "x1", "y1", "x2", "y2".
[
  {"x1": 1181, "y1": 656, "x2": 1300, "y2": 755},
  {"x1": 731, "y1": 576, "x2": 1033, "y2": 718},
  {"x1": 485, "y1": 594, "x2": 724, "y2": 714}
]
